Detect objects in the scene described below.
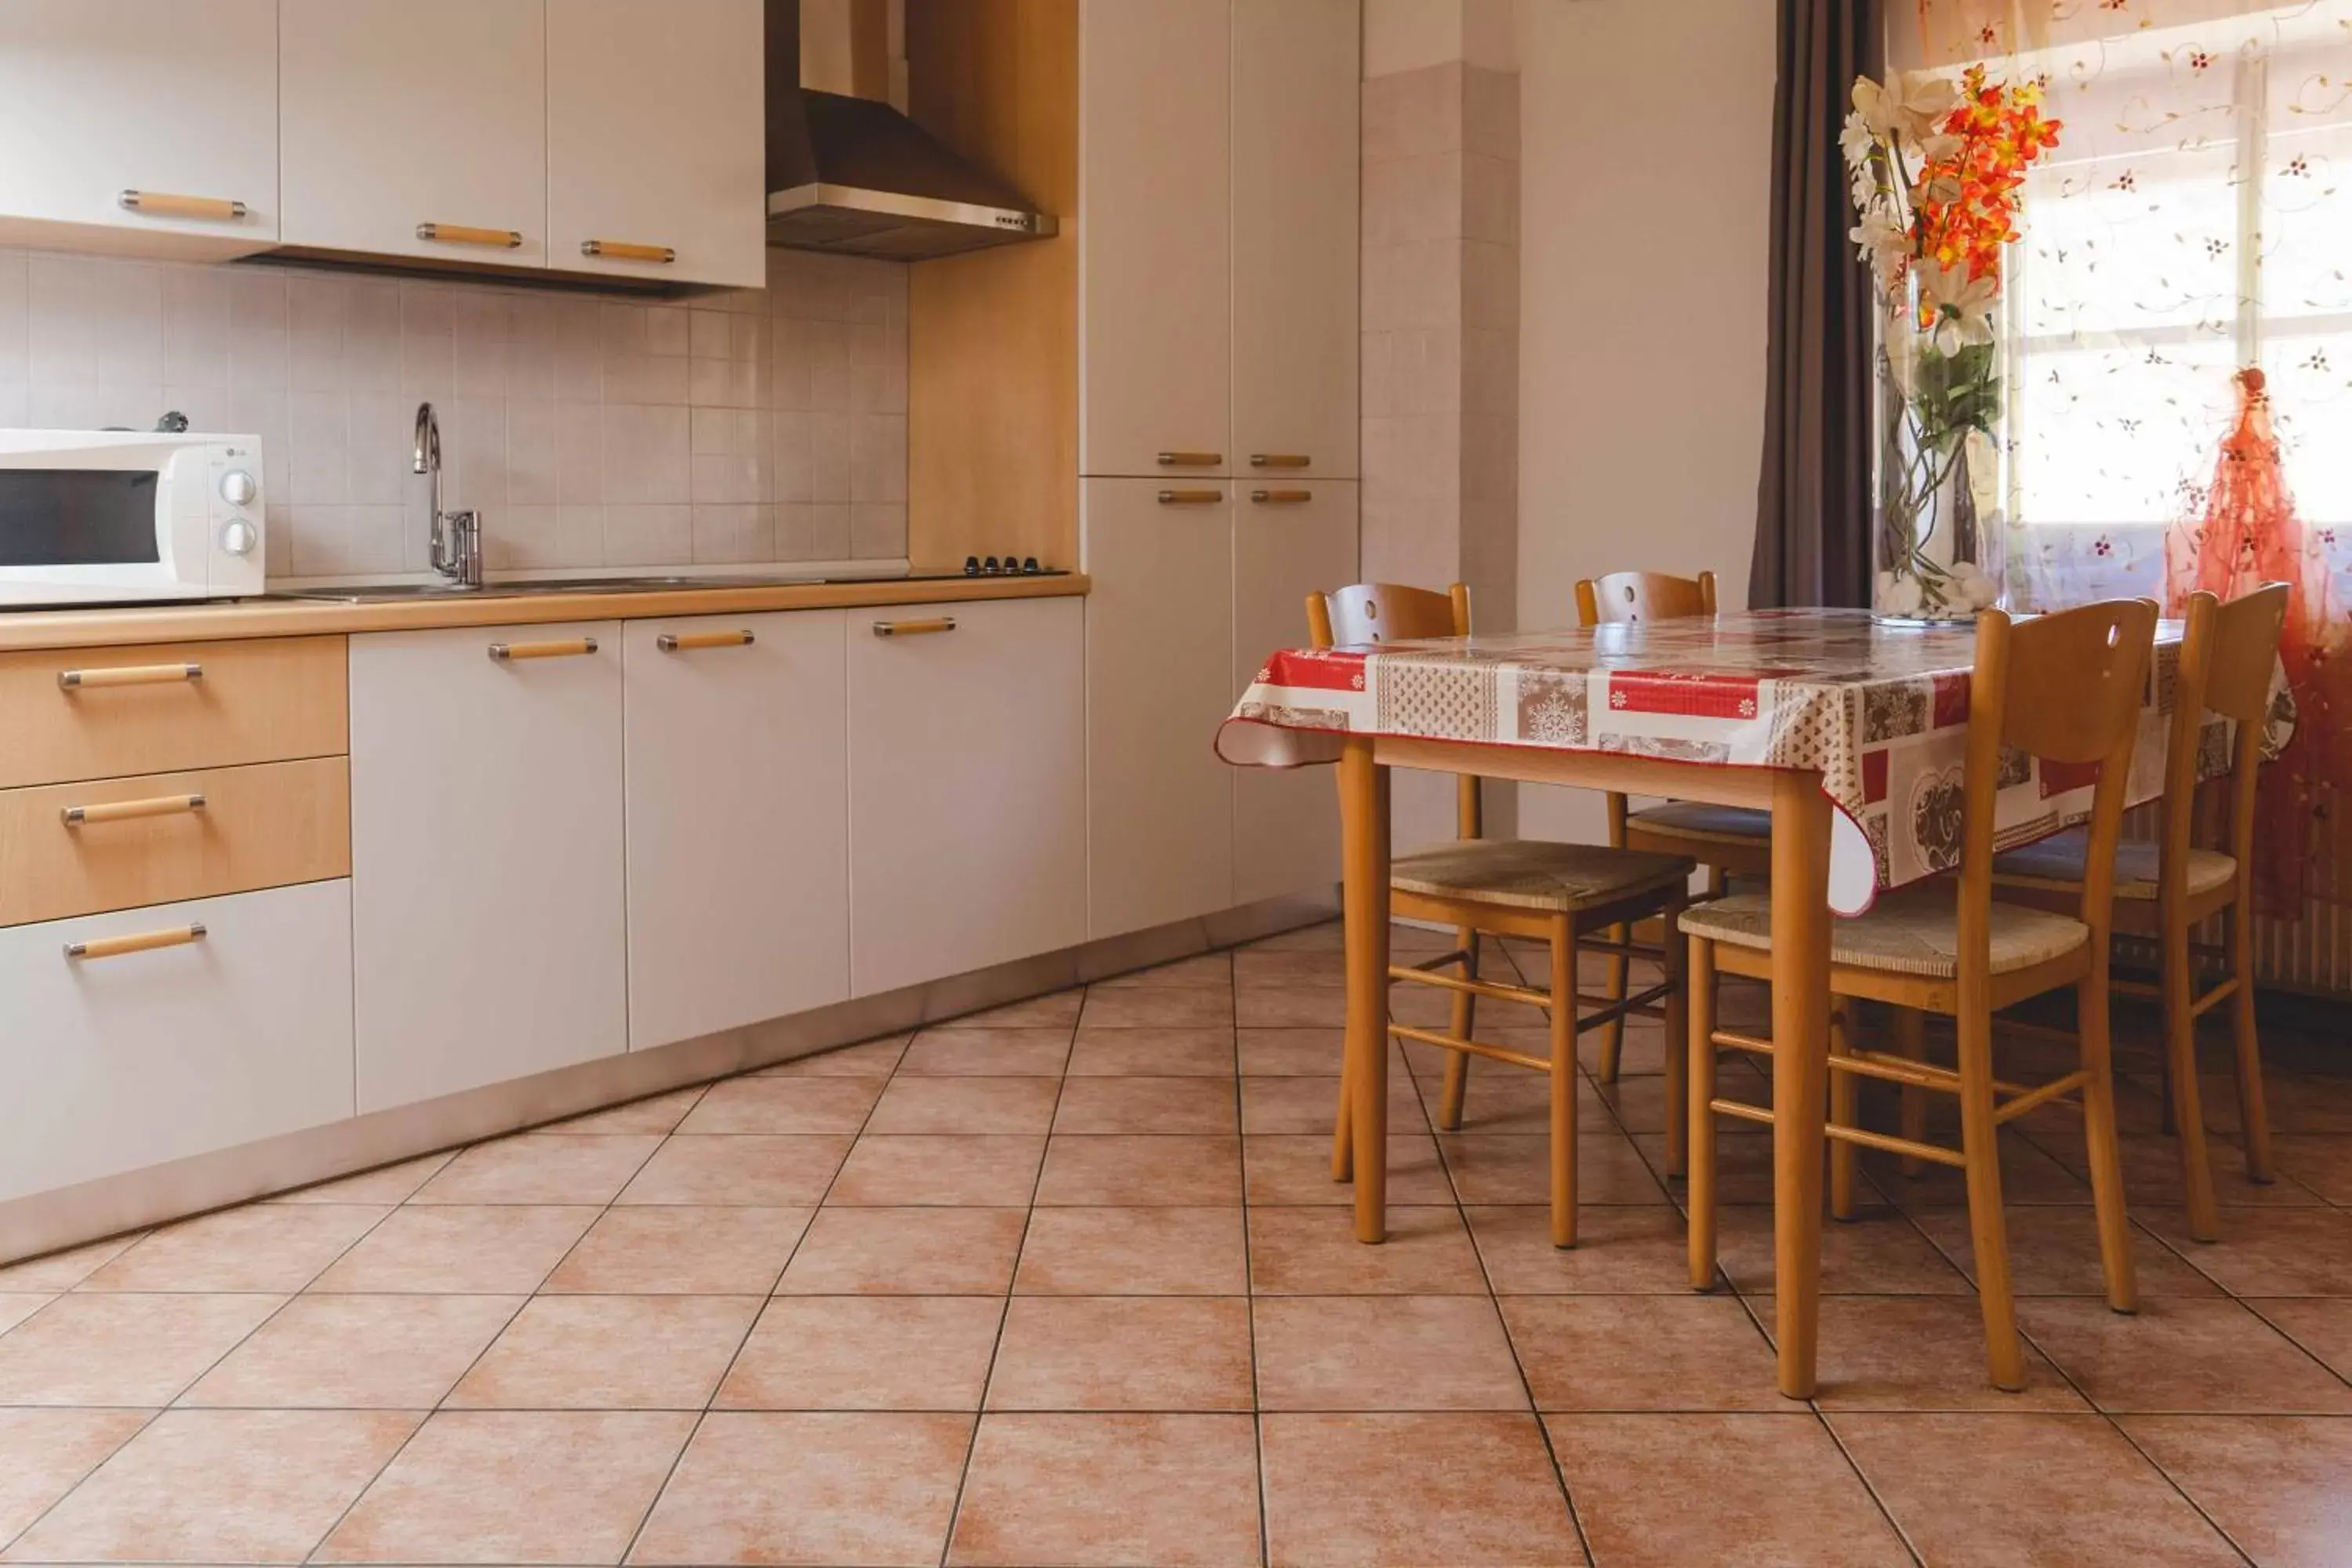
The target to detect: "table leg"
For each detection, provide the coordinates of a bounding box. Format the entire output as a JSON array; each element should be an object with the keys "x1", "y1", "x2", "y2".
[
  {"x1": 1340, "y1": 738, "x2": 1392, "y2": 1243},
  {"x1": 1769, "y1": 770, "x2": 1831, "y2": 1399}
]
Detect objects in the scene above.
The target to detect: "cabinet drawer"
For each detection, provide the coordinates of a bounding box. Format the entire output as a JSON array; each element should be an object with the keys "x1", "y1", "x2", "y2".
[
  {"x1": 0, "y1": 757, "x2": 351, "y2": 927},
  {"x1": 0, "y1": 880, "x2": 355, "y2": 1205},
  {"x1": 0, "y1": 636, "x2": 348, "y2": 790}
]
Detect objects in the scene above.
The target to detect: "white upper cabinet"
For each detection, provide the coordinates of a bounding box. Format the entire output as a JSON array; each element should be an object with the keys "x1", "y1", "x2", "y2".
[
  {"x1": 280, "y1": 0, "x2": 550, "y2": 270},
  {"x1": 1079, "y1": 0, "x2": 1232, "y2": 478},
  {"x1": 548, "y1": 0, "x2": 766, "y2": 289},
  {"x1": 0, "y1": 1, "x2": 278, "y2": 256},
  {"x1": 1232, "y1": 0, "x2": 1360, "y2": 479}
]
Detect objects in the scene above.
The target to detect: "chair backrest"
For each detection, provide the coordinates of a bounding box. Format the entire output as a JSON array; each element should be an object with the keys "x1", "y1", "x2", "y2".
[
  {"x1": 1574, "y1": 569, "x2": 1718, "y2": 627},
  {"x1": 2163, "y1": 583, "x2": 2288, "y2": 898},
  {"x1": 1307, "y1": 581, "x2": 1476, "y2": 837}
]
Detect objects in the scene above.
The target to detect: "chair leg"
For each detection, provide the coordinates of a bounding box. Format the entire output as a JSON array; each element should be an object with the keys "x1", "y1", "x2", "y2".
[
  {"x1": 1892, "y1": 1006, "x2": 1928, "y2": 1179},
  {"x1": 2161, "y1": 909, "x2": 2221, "y2": 1243},
  {"x1": 1686, "y1": 935, "x2": 1719, "y2": 1290},
  {"x1": 2229, "y1": 902, "x2": 2274, "y2": 1183},
  {"x1": 1549, "y1": 916, "x2": 1579, "y2": 1248},
  {"x1": 1661, "y1": 900, "x2": 1689, "y2": 1178},
  {"x1": 2078, "y1": 975, "x2": 2140, "y2": 1313},
  {"x1": 1828, "y1": 1004, "x2": 1859, "y2": 1222},
  {"x1": 1436, "y1": 926, "x2": 1479, "y2": 1131},
  {"x1": 1598, "y1": 920, "x2": 1631, "y2": 1082},
  {"x1": 1705, "y1": 863, "x2": 1728, "y2": 900},
  {"x1": 1330, "y1": 1060, "x2": 1353, "y2": 1182},
  {"x1": 1955, "y1": 1005, "x2": 2027, "y2": 1390}
]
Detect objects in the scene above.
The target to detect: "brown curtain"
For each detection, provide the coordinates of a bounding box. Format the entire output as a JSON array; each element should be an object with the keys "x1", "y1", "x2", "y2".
[{"x1": 1749, "y1": 0, "x2": 1882, "y2": 609}]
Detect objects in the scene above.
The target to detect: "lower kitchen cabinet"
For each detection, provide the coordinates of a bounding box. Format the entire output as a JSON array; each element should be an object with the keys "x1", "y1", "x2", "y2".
[
  {"x1": 848, "y1": 597, "x2": 1087, "y2": 995},
  {"x1": 349, "y1": 621, "x2": 626, "y2": 1112},
  {"x1": 622, "y1": 611, "x2": 851, "y2": 1049},
  {"x1": 0, "y1": 880, "x2": 354, "y2": 1205}
]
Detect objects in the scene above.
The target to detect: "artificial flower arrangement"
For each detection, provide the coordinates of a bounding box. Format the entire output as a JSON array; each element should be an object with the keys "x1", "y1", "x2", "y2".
[{"x1": 1844, "y1": 65, "x2": 2062, "y2": 619}]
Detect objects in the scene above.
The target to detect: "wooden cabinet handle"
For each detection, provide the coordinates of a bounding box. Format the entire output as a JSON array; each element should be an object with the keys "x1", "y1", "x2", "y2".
[
  {"x1": 417, "y1": 222, "x2": 524, "y2": 249},
  {"x1": 1250, "y1": 453, "x2": 1311, "y2": 468},
  {"x1": 58, "y1": 662, "x2": 202, "y2": 690},
  {"x1": 1158, "y1": 488, "x2": 1223, "y2": 505},
  {"x1": 488, "y1": 637, "x2": 598, "y2": 661},
  {"x1": 1156, "y1": 451, "x2": 1223, "y2": 467},
  {"x1": 118, "y1": 189, "x2": 248, "y2": 221},
  {"x1": 63, "y1": 793, "x2": 205, "y2": 827},
  {"x1": 872, "y1": 617, "x2": 957, "y2": 637},
  {"x1": 656, "y1": 630, "x2": 756, "y2": 652},
  {"x1": 65, "y1": 923, "x2": 207, "y2": 961},
  {"x1": 582, "y1": 239, "x2": 677, "y2": 264},
  {"x1": 1250, "y1": 488, "x2": 1312, "y2": 505}
]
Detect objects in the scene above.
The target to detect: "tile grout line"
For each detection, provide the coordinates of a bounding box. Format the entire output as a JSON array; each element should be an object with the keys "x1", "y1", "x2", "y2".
[{"x1": 1229, "y1": 949, "x2": 1272, "y2": 1568}]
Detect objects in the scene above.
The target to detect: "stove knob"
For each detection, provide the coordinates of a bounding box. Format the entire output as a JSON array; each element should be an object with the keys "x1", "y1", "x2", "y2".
[
  {"x1": 219, "y1": 469, "x2": 259, "y2": 506},
  {"x1": 964, "y1": 555, "x2": 982, "y2": 575},
  {"x1": 219, "y1": 518, "x2": 259, "y2": 557},
  {"x1": 982, "y1": 556, "x2": 1000, "y2": 574},
  {"x1": 1022, "y1": 557, "x2": 1041, "y2": 574}
]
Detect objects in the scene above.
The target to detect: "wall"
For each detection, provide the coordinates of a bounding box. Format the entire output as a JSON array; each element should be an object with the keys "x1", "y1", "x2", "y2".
[{"x1": 0, "y1": 245, "x2": 911, "y2": 581}]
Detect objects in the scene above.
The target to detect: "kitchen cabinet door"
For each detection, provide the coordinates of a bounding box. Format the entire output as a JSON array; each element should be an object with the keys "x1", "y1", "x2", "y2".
[
  {"x1": 1078, "y1": 0, "x2": 1231, "y2": 478},
  {"x1": 848, "y1": 597, "x2": 1086, "y2": 995},
  {"x1": 1232, "y1": 480, "x2": 1356, "y2": 905},
  {"x1": 349, "y1": 622, "x2": 625, "y2": 1112},
  {"x1": 1232, "y1": 0, "x2": 1359, "y2": 479},
  {"x1": 548, "y1": 0, "x2": 765, "y2": 289},
  {"x1": 1083, "y1": 478, "x2": 1234, "y2": 938},
  {"x1": 0, "y1": 0, "x2": 278, "y2": 255},
  {"x1": 622, "y1": 611, "x2": 850, "y2": 1050},
  {"x1": 280, "y1": 0, "x2": 548, "y2": 270}
]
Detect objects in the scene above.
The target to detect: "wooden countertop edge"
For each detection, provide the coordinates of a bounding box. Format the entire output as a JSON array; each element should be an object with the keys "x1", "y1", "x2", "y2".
[{"x1": 0, "y1": 574, "x2": 1091, "y2": 652}]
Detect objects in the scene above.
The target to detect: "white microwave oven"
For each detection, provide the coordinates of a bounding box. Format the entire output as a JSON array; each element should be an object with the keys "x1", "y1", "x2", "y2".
[{"x1": 0, "y1": 429, "x2": 265, "y2": 608}]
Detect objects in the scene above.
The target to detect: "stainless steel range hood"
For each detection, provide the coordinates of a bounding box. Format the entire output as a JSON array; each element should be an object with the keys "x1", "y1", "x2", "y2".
[{"x1": 766, "y1": 0, "x2": 1058, "y2": 261}]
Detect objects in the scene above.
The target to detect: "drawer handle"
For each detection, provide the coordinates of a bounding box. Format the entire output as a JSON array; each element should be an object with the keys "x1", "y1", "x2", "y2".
[
  {"x1": 58, "y1": 662, "x2": 202, "y2": 690},
  {"x1": 1156, "y1": 451, "x2": 1223, "y2": 467},
  {"x1": 488, "y1": 637, "x2": 598, "y2": 661},
  {"x1": 582, "y1": 238, "x2": 677, "y2": 264},
  {"x1": 63, "y1": 793, "x2": 205, "y2": 827},
  {"x1": 1250, "y1": 488, "x2": 1312, "y2": 505},
  {"x1": 418, "y1": 222, "x2": 524, "y2": 249},
  {"x1": 65, "y1": 923, "x2": 207, "y2": 962},
  {"x1": 1250, "y1": 453, "x2": 1311, "y2": 469},
  {"x1": 656, "y1": 630, "x2": 757, "y2": 652},
  {"x1": 1158, "y1": 488, "x2": 1222, "y2": 505},
  {"x1": 118, "y1": 188, "x2": 248, "y2": 222},
  {"x1": 873, "y1": 617, "x2": 957, "y2": 637}
]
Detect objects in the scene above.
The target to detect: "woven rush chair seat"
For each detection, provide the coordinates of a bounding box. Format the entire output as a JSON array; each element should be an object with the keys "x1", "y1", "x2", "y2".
[
  {"x1": 1390, "y1": 839, "x2": 1693, "y2": 914},
  {"x1": 1682, "y1": 883, "x2": 2091, "y2": 980},
  {"x1": 1994, "y1": 829, "x2": 2236, "y2": 901},
  {"x1": 1624, "y1": 801, "x2": 1772, "y2": 849}
]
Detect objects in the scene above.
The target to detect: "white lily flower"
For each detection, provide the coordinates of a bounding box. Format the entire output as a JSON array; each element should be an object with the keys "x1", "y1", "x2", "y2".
[
  {"x1": 1919, "y1": 263, "x2": 1998, "y2": 354},
  {"x1": 1841, "y1": 108, "x2": 1878, "y2": 170},
  {"x1": 1853, "y1": 71, "x2": 1959, "y2": 140}
]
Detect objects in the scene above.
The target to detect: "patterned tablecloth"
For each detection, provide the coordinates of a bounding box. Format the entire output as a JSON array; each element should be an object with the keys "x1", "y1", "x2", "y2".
[{"x1": 1215, "y1": 608, "x2": 2286, "y2": 916}]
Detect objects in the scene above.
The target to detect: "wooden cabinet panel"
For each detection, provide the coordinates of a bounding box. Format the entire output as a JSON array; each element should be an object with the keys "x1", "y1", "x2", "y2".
[
  {"x1": 1083, "y1": 478, "x2": 1234, "y2": 937},
  {"x1": 349, "y1": 621, "x2": 625, "y2": 1112},
  {"x1": 622, "y1": 612, "x2": 850, "y2": 1051}
]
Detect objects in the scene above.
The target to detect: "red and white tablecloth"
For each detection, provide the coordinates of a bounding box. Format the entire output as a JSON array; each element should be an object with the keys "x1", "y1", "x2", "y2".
[{"x1": 1215, "y1": 608, "x2": 2288, "y2": 916}]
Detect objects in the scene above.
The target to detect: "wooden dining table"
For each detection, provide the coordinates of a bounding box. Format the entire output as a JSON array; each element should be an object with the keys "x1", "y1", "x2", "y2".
[{"x1": 1216, "y1": 608, "x2": 2255, "y2": 1399}]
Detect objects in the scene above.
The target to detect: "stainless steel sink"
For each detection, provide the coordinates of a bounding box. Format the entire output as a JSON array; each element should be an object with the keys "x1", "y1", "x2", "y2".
[{"x1": 271, "y1": 574, "x2": 820, "y2": 604}]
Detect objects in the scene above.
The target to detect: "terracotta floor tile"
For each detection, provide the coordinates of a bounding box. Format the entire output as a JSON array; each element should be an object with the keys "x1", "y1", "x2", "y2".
[
  {"x1": 1466, "y1": 1205, "x2": 1694, "y2": 1294},
  {"x1": 1501, "y1": 1295, "x2": 1785, "y2": 1411},
  {"x1": 1014, "y1": 1207, "x2": 1247, "y2": 1295},
  {"x1": 448, "y1": 1294, "x2": 761, "y2": 1409},
  {"x1": 411, "y1": 1133, "x2": 664, "y2": 1204},
  {"x1": 310, "y1": 1205, "x2": 598, "y2": 1294},
  {"x1": 756, "y1": 1033, "x2": 909, "y2": 1076},
  {"x1": 957, "y1": 990, "x2": 1085, "y2": 1028},
  {"x1": 1080, "y1": 988, "x2": 1233, "y2": 1029},
  {"x1": 0, "y1": 1233, "x2": 143, "y2": 1291},
  {"x1": 1034, "y1": 1134, "x2": 1245, "y2": 1207},
  {"x1": 1547, "y1": 1413, "x2": 1909, "y2": 1567},
  {"x1": 1439, "y1": 1070, "x2": 1627, "y2": 1138},
  {"x1": 1260, "y1": 1411, "x2": 1581, "y2": 1567},
  {"x1": 778, "y1": 1207, "x2": 1028, "y2": 1294},
  {"x1": 716, "y1": 1296, "x2": 1005, "y2": 1410},
  {"x1": 1830, "y1": 1411, "x2": 2241, "y2": 1567},
  {"x1": 2019, "y1": 1296, "x2": 2352, "y2": 1414},
  {"x1": 2140, "y1": 1207, "x2": 2352, "y2": 1295},
  {"x1": 1769, "y1": 1295, "x2": 2089, "y2": 1411},
  {"x1": 179, "y1": 1294, "x2": 522, "y2": 1408},
  {"x1": 0, "y1": 1294, "x2": 50, "y2": 1334},
  {"x1": 1862, "y1": 1134, "x2": 2092, "y2": 1210},
  {"x1": 1235, "y1": 1027, "x2": 1348, "y2": 1075},
  {"x1": 947, "y1": 1412, "x2": 1261, "y2": 1567},
  {"x1": 1910, "y1": 1206, "x2": 2225, "y2": 1298},
  {"x1": 1438, "y1": 1131, "x2": 1672, "y2": 1206},
  {"x1": 1233, "y1": 986, "x2": 1349, "y2": 1029},
  {"x1": 616, "y1": 1134, "x2": 851, "y2": 1205},
  {"x1": 899, "y1": 1026, "x2": 1075, "y2": 1076},
  {"x1": 2255, "y1": 1298, "x2": 2352, "y2": 1381},
  {"x1": 1249, "y1": 1205, "x2": 1486, "y2": 1295},
  {"x1": 985, "y1": 1297, "x2": 1253, "y2": 1411},
  {"x1": 2122, "y1": 1414, "x2": 2352, "y2": 1568},
  {"x1": 542, "y1": 1206, "x2": 810, "y2": 1294},
  {"x1": 1054, "y1": 1076, "x2": 1240, "y2": 1134},
  {"x1": 267, "y1": 1152, "x2": 454, "y2": 1205},
  {"x1": 864, "y1": 1076, "x2": 1062, "y2": 1135},
  {"x1": 78, "y1": 1204, "x2": 388, "y2": 1293},
  {"x1": 1243, "y1": 1133, "x2": 1454, "y2": 1206},
  {"x1": 1065, "y1": 1026, "x2": 1237, "y2": 1076},
  {"x1": 1232, "y1": 947, "x2": 1348, "y2": 986},
  {"x1": 677, "y1": 1074, "x2": 886, "y2": 1134},
  {"x1": 0, "y1": 1292, "x2": 281, "y2": 1405},
  {"x1": 828, "y1": 1134, "x2": 1047, "y2": 1207},
  {"x1": 544, "y1": 1086, "x2": 707, "y2": 1134},
  {"x1": 629, "y1": 1410, "x2": 971, "y2": 1566},
  {"x1": 318, "y1": 1409, "x2": 695, "y2": 1565},
  {"x1": 0, "y1": 1409, "x2": 151, "y2": 1544},
  {"x1": 1241, "y1": 1073, "x2": 1421, "y2": 1136},
  {"x1": 1090, "y1": 953, "x2": 1232, "y2": 989},
  {"x1": 1713, "y1": 1205, "x2": 1971, "y2": 1295},
  {"x1": 2272, "y1": 1134, "x2": 2352, "y2": 1203},
  {"x1": 1254, "y1": 1295, "x2": 1528, "y2": 1410},
  {"x1": 2037, "y1": 1128, "x2": 2327, "y2": 1209}
]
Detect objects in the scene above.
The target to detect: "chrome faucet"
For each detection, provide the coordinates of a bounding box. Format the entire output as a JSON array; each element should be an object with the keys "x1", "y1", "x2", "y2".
[{"x1": 412, "y1": 401, "x2": 483, "y2": 590}]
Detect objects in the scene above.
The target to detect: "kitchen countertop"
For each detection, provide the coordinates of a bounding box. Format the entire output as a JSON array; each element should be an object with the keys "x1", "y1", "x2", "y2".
[{"x1": 0, "y1": 572, "x2": 1089, "y2": 652}]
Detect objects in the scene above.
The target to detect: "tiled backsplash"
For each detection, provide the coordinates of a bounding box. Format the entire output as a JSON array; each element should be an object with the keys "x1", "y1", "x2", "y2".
[{"x1": 0, "y1": 245, "x2": 909, "y2": 579}]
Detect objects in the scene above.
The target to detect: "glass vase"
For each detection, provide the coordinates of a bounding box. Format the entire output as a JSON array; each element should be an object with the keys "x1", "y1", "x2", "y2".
[{"x1": 1873, "y1": 315, "x2": 2005, "y2": 623}]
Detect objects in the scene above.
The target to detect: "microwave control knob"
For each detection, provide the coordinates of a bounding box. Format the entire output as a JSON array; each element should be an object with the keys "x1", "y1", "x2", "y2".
[
  {"x1": 219, "y1": 518, "x2": 258, "y2": 557},
  {"x1": 219, "y1": 469, "x2": 259, "y2": 506}
]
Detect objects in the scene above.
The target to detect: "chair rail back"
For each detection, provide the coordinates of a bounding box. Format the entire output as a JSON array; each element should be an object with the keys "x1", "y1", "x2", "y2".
[
  {"x1": 1574, "y1": 570, "x2": 1718, "y2": 627},
  {"x1": 2164, "y1": 583, "x2": 2289, "y2": 908},
  {"x1": 1308, "y1": 581, "x2": 1478, "y2": 837}
]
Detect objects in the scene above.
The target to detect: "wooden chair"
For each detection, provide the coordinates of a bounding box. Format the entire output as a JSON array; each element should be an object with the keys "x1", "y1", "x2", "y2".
[
  {"x1": 1991, "y1": 584, "x2": 2289, "y2": 1242},
  {"x1": 1574, "y1": 569, "x2": 1771, "y2": 1083},
  {"x1": 1684, "y1": 599, "x2": 2156, "y2": 1389},
  {"x1": 1313, "y1": 581, "x2": 1697, "y2": 1245}
]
